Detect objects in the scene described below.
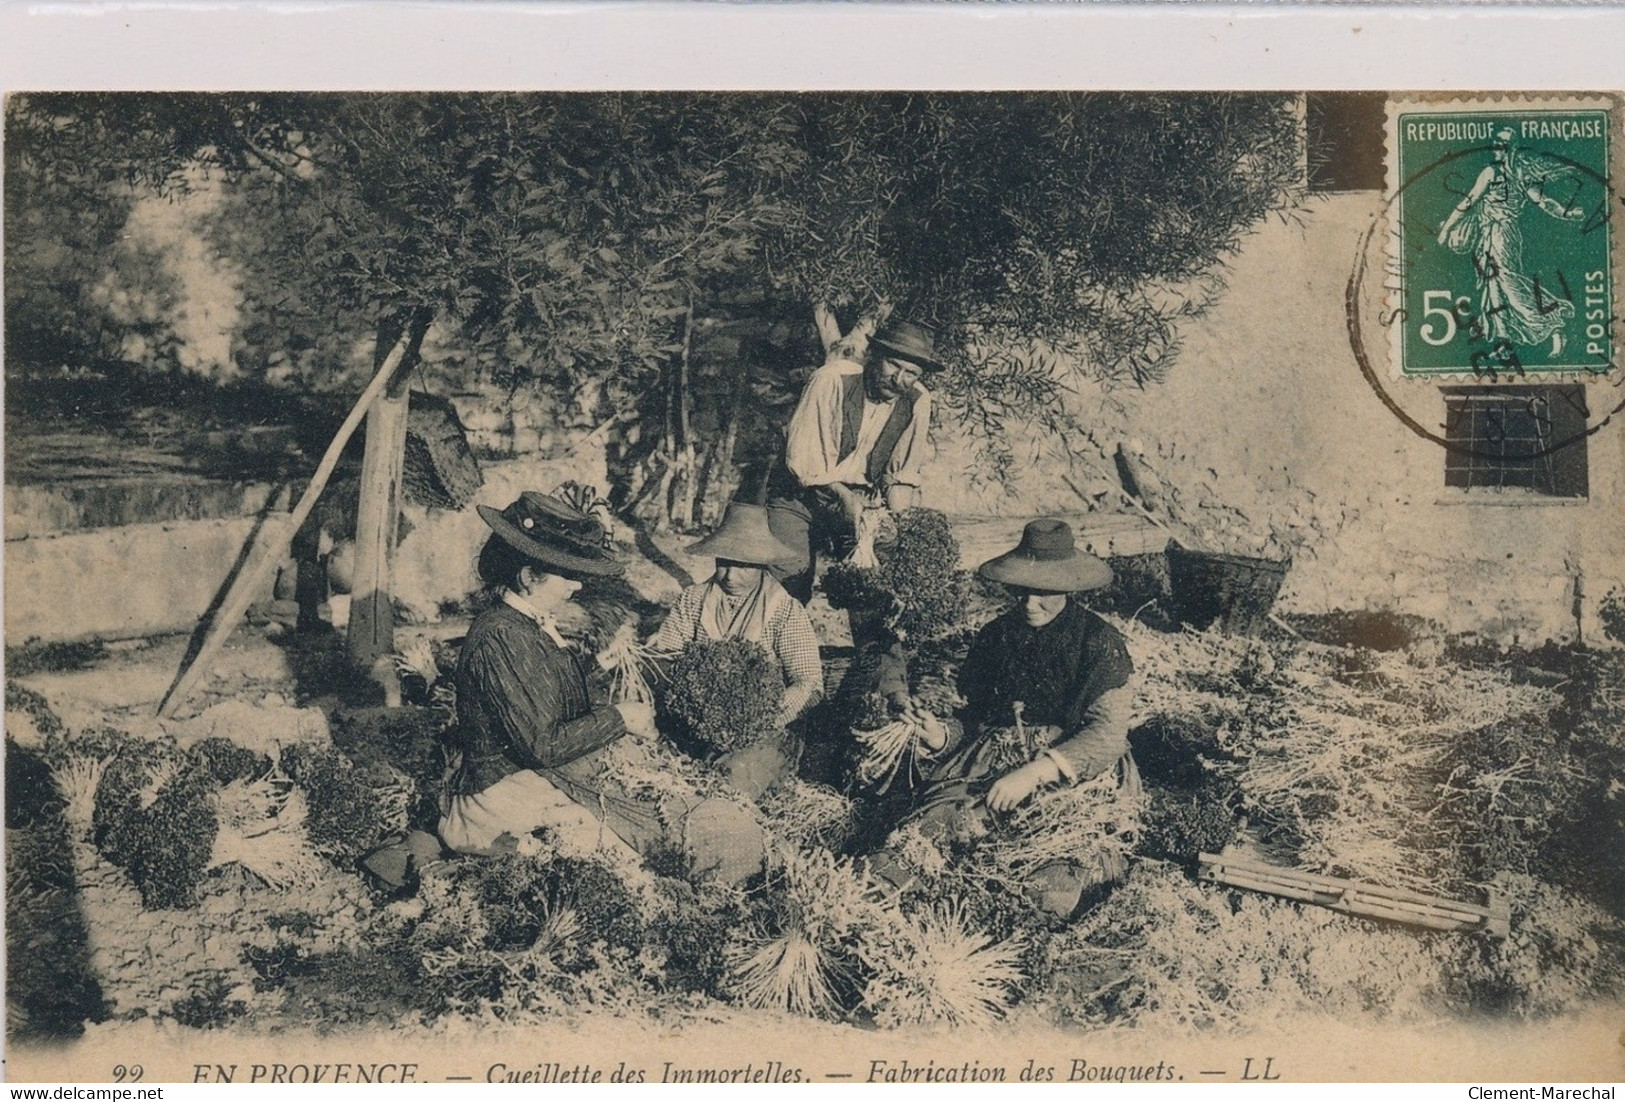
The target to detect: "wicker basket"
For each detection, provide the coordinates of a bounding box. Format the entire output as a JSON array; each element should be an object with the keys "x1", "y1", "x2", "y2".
[{"x1": 1167, "y1": 544, "x2": 1290, "y2": 636}]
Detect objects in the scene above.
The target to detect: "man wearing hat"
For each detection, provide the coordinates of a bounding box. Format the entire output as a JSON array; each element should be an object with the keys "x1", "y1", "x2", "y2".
[
  {"x1": 646, "y1": 502, "x2": 825, "y2": 796},
  {"x1": 874, "y1": 518, "x2": 1138, "y2": 917},
  {"x1": 437, "y1": 490, "x2": 763, "y2": 884},
  {"x1": 765, "y1": 314, "x2": 946, "y2": 603}
]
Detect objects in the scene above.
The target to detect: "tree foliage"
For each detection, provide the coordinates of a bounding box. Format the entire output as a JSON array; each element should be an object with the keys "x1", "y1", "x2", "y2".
[{"x1": 5, "y1": 92, "x2": 1303, "y2": 518}]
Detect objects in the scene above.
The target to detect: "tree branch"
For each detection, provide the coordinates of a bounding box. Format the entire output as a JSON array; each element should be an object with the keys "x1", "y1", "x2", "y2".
[{"x1": 812, "y1": 302, "x2": 842, "y2": 353}]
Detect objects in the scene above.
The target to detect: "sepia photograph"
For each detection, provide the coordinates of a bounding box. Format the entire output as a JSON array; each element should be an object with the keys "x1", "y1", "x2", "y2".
[{"x1": 3, "y1": 44, "x2": 1622, "y2": 1085}]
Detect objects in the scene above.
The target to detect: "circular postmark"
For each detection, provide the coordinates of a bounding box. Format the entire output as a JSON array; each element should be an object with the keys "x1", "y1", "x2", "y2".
[{"x1": 1348, "y1": 123, "x2": 1625, "y2": 466}]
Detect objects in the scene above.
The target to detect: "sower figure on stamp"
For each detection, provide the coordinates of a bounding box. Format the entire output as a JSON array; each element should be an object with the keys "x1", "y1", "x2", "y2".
[
  {"x1": 1436, "y1": 126, "x2": 1583, "y2": 355},
  {"x1": 871, "y1": 519, "x2": 1141, "y2": 919},
  {"x1": 762, "y1": 315, "x2": 944, "y2": 604},
  {"x1": 438, "y1": 492, "x2": 764, "y2": 883},
  {"x1": 643, "y1": 502, "x2": 825, "y2": 798}
]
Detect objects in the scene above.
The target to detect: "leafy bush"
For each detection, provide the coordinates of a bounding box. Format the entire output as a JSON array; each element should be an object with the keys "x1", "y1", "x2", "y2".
[
  {"x1": 403, "y1": 850, "x2": 653, "y2": 1020},
  {"x1": 237, "y1": 912, "x2": 437, "y2": 1028},
  {"x1": 1129, "y1": 714, "x2": 1233, "y2": 790},
  {"x1": 126, "y1": 770, "x2": 220, "y2": 909},
  {"x1": 42, "y1": 726, "x2": 142, "y2": 837},
  {"x1": 275, "y1": 942, "x2": 434, "y2": 1027},
  {"x1": 1087, "y1": 552, "x2": 1177, "y2": 631},
  {"x1": 329, "y1": 706, "x2": 446, "y2": 796},
  {"x1": 822, "y1": 508, "x2": 969, "y2": 643},
  {"x1": 1137, "y1": 785, "x2": 1239, "y2": 864},
  {"x1": 661, "y1": 638, "x2": 782, "y2": 757},
  {"x1": 1595, "y1": 587, "x2": 1625, "y2": 644},
  {"x1": 1286, "y1": 610, "x2": 1441, "y2": 652},
  {"x1": 8, "y1": 737, "x2": 62, "y2": 828},
  {"x1": 473, "y1": 854, "x2": 644, "y2": 968},
  {"x1": 1129, "y1": 715, "x2": 1241, "y2": 863},
  {"x1": 1440, "y1": 873, "x2": 1625, "y2": 1017},
  {"x1": 1536, "y1": 646, "x2": 1625, "y2": 914},
  {"x1": 5, "y1": 639, "x2": 107, "y2": 677},
  {"x1": 649, "y1": 878, "x2": 742, "y2": 997},
  {"x1": 166, "y1": 971, "x2": 248, "y2": 1030},
  {"x1": 1051, "y1": 862, "x2": 1459, "y2": 1030},
  {"x1": 6, "y1": 681, "x2": 64, "y2": 740},
  {"x1": 190, "y1": 736, "x2": 271, "y2": 786}
]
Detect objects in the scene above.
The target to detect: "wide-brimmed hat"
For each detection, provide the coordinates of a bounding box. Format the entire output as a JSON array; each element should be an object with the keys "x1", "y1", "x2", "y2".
[
  {"x1": 686, "y1": 503, "x2": 801, "y2": 567},
  {"x1": 870, "y1": 316, "x2": 946, "y2": 374},
  {"x1": 977, "y1": 518, "x2": 1113, "y2": 593},
  {"x1": 477, "y1": 491, "x2": 625, "y2": 578}
]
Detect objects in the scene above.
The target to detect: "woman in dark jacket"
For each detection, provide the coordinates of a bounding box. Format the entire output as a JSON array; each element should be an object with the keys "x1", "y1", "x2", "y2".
[
  {"x1": 875, "y1": 518, "x2": 1140, "y2": 916},
  {"x1": 438, "y1": 491, "x2": 654, "y2": 858},
  {"x1": 917, "y1": 519, "x2": 1136, "y2": 821},
  {"x1": 438, "y1": 491, "x2": 762, "y2": 882}
]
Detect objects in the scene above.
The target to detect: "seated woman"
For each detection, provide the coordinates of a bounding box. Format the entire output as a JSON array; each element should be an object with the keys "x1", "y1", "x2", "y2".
[
  {"x1": 438, "y1": 491, "x2": 763, "y2": 884},
  {"x1": 648, "y1": 502, "x2": 824, "y2": 797},
  {"x1": 876, "y1": 518, "x2": 1139, "y2": 916}
]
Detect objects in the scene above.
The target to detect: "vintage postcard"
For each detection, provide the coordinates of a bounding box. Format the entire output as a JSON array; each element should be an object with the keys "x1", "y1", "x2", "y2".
[{"x1": 3, "y1": 7, "x2": 1624, "y2": 1089}]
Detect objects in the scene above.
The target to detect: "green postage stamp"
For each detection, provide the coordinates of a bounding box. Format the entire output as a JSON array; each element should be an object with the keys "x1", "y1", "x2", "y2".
[{"x1": 1389, "y1": 97, "x2": 1617, "y2": 377}]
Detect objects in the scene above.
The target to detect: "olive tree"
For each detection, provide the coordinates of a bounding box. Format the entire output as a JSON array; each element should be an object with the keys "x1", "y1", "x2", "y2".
[{"x1": 6, "y1": 91, "x2": 1303, "y2": 663}]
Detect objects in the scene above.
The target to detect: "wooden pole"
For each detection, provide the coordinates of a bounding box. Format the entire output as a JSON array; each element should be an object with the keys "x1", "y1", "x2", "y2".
[
  {"x1": 347, "y1": 310, "x2": 431, "y2": 671},
  {"x1": 157, "y1": 327, "x2": 416, "y2": 718}
]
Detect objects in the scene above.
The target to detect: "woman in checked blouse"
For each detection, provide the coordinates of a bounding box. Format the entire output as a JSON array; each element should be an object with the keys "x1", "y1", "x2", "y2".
[{"x1": 646, "y1": 502, "x2": 825, "y2": 797}]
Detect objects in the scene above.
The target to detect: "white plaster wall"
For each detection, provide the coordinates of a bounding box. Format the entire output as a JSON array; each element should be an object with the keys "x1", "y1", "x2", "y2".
[
  {"x1": 980, "y1": 192, "x2": 1625, "y2": 643},
  {"x1": 391, "y1": 451, "x2": 613, "y2": 624},
  {"x1": 5, "y1": 517, "x2": 268, "y2": 644}
]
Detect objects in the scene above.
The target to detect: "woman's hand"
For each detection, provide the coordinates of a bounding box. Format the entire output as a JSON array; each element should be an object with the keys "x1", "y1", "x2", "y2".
[
  {"x1": 595, "y1": 622, "x2": 639, "y2": 670},
  {"x1": 615, "y1": 701, "x2": 657, "y2": 738},
  {"x1": 830, "y1": 483, "x2": 865, "y2": 529},
  {"x1": 914, "y1": 712, "x2": 948, "y2": 754},
  {"x1": 887, "y1": 693, "x2": 946, "y2": 754},
  {"x1": 986, "y1": 758, "x2": 1062, "y2": 813}
]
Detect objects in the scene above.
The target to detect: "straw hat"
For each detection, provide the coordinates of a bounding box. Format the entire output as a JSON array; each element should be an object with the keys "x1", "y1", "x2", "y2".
[
  {"x1": 870, "y1": 316, "x2": 946, "y2": 373},
  {"x1": 476, "y1": 491, "x2": 625, "y2": 578},
  {"x1": 686, "y1": 503, "x2": 801, "y2": 567},
  {"x1": 976, "y1": 519, "x2": 1113, "y2": 594}
]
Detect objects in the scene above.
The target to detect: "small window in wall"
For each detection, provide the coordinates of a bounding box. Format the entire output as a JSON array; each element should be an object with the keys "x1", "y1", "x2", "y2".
[
  {"x1": 1442, "y1": 385, "x2": 1589, "y2": 498},
  {"x1": 1306, "y1": 92, "x2": 1386, "y2": 193}
]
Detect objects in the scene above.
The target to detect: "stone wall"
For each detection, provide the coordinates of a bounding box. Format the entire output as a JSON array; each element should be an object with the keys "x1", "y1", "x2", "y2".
[{"x1": 5, "y1": 516, "x2": 267, "y2": 644}]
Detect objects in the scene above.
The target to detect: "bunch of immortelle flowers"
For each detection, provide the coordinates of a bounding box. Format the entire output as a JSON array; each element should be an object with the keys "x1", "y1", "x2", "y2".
[
  {"x1": 722, "y1": 846, "x2": 1027, "y2": 1028},
  {"x1": 848, "y1": 690, "x2": 950, "y2": 796},
  {"x1": 661, "y1": 637, "x2": 784, "y2": 757},
  {"x1": 595, "y1": 621, "x2": 666, "y2": 708},
  {"x1": 825, "y1": 508, "x2": 973, "y2": 793},
  {"x1": 822, "y1": 508, "x2": 971, "y2": 644}
]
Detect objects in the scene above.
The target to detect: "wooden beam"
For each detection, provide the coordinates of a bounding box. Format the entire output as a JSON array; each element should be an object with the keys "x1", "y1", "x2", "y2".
[
  {"x1": 346, "y1": 388, "x2": 411, "y2": 668},
  {"x1": 347, "y1": 310, "x2": 431, "y2": 672},
  {"x1": 812, "y1": 302, "x2": 842, "y2": 354},
  {"x1": 157, "y1": 327, "x2": 416, "y2": 718}
]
